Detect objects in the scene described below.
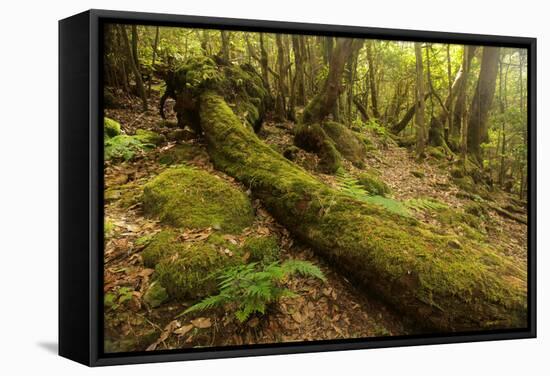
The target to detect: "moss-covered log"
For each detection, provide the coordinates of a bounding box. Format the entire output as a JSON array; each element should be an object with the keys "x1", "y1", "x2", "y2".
[{"x1": 199, "y1": 91, "x2": 527, "y2": 332}]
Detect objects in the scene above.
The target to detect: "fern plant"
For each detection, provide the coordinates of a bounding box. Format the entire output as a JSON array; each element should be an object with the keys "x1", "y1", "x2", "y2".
[
  {"x1": 180, "y1": 260, "x2": 326, "y2": 323},
  {"x1": 335, "y1": 169, "x2": 411, "y2": 217}
]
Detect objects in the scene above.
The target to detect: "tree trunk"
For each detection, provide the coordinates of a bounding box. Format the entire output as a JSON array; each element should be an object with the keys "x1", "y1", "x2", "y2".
[
  {"x1": 366, "y1": 41, "x2": 380, "y2": 119},
  {"x1": 467, "y1": 47, "x2": 500, "y2": 162},
  {"x1": 220, "y1": 31, "x2": 230, "y2": 62},
  {"x1": 119, "y1": 25, "x2": 148, "y2": 112},
  {"x1": 197, "y1": 91, "x2": 527, "y2": 332},
  {"x1": 292, "y1": 35, "x2": 306, "y2": 106},
  {"x1": 259, "y1": 34, "x2": 271, "y2": 95},
  {"x1": 414, "y1": 43, "x2": 426, "y2": 157},
  {"x1": 302, "y1": 38, "x2": 363, "y2": 124},
  {"x1": 148, "y1": 26, "x2": 160, "y2": 96},
  {"x1": 131, "y1": 25, "x2": 139, "y2": 68},
  {"x1": 353, "y1": 96, "x2": 369, "y2": 121},
  {"x1": 451, "y1": 46, "x2": 477, "y2": 141},
  {"x1": 274, "y1": 34, "x2": 287, "y2": 121},
  {"x1": 390, "y1": 92, "x2": 431, "y2": 134}
]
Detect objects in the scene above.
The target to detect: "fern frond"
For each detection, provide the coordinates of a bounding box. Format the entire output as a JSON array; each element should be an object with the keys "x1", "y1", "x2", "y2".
[{"x1": 282, "y1": 260, "x2": 326, "y2": 282}]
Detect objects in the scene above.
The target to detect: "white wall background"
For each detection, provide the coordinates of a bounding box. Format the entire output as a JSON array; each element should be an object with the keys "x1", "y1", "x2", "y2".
[{"x1": 0, "y1": 0, "x2": 546, "y2": 373}]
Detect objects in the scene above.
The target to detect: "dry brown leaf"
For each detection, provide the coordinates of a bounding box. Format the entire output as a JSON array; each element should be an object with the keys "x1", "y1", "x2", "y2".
[
  {"x1": 146, "y1": 320, "x2": 180, "y2": 351},
  {"x1": 139, "y1": 268, "x2": 155, "y2": 278},
  {"x1": 191, "y1": 317, "x2": 212, "y2": 329},
  {"x1": 174, "y1": 324, "x2": 194, "y2": 337},
  {"x1": 291, "y1": 311, "x2": 305, "y2": 323}
]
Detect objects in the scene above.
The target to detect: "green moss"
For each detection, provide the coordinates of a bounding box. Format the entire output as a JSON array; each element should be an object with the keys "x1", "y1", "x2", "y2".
[
  {"x1": 143, "y1": 281, "x2": 168, "y2": 308},
  {"x1": 453, "y1": 176, "x2": 476, "y2": 192},
  {"x1": 294, "y1": 123, "x2": 342, "y2": 174},
  {"x1": 426, "y1": 146, "x2": 446, "y2": 160},
  {"x1": 198, "y1": 92, "x2": 527, "y2": 331},
  {"x1": 283, "y1": 145, "x2": 300, "y2": 161},
  {"x1": 142, "y1": 165, "x2": 254, "y2": 233},
  {"x1": 104, "y1": 219, "x2": 115, "y2": 239},
  {"x1": 322, "y1": 121, "x2": 367, "y2": 167},
  {"x1": 242, "y1": 235, "x2": 280, "y2": 264},
  {"x1": 357, "y1": 172, "x2": 391, "y2": 196},
  {"x1": 104, "y1": 117, "x2": 122, "y2": 138},
  {"x1": 104, "y1": 135, "x2": 154, "y2": 161},
  {"x1": 143, "y1": 230, "x2": 243, "y2": 299},
  {"x1": 134, "y1": 129, "x2": 166, "y2": 146},
  {"x1": 464, "y1": 202, "x2": 489, "y2": 217}
]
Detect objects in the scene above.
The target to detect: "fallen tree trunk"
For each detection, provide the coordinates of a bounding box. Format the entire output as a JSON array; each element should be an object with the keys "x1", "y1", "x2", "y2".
[{"x1": 199, "y1": 91, "x2": 527, "y2": 332}]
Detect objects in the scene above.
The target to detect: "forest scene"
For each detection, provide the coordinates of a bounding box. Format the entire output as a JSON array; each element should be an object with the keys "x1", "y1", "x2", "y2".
[{"x1": 102, "y1": 23, "x2": 529, "y2": 353}]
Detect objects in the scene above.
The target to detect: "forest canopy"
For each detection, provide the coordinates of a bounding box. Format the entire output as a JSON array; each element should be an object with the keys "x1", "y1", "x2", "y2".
[{"x1": 102, "y1": 23, "x2": 528, "y2": 353}]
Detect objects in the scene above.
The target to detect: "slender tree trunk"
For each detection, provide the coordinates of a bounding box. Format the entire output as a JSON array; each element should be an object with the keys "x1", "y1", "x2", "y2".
[
  {"x1": 147, "y1": 26, "x2": 160, "y2": 96},
  {"x1": 467, "y1": 47, "x2": 500, "y2": 163},
  {"x1": 131, "y1": 25, "x2": 139, "y2": 68},
  {"x1": 119, "y1": 25, "x2": 148, "y2": 112},
  {"x1": 451, "y1": 46, "x2": 477, "y2": 141},
  {"x1": 220, "y1": 31, "x2": 230, "y2": 62},
  {"x1": 414, "y1": 43, "x2": 426, "y2": 157},
  {"x1": 274, "y1": 34, "x2": 287, "y2": 121},
  {"x1": 366, "y1": 41, "x2": 380, "y2": 119},
  {"x1": 302, "y1": 38, "x2": 363, "y2": 124},
  {"x1": 391, "y1": 92, "x2": 431, "y2": 134},
  {"x1": 446, "y1": 45, "x2": 454, "y2": 140},
  {"x1": 292, "y1": 35, "x2": 306, "y2": 106},
  {"x1": 258, "y1": 33, "x2": 271, "y2": 95}
]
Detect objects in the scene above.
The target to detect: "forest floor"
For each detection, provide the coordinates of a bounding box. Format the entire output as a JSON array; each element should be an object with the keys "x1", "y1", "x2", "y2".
[{"x1": 103, "y1": 91, "x2": 527, "y2": 352}]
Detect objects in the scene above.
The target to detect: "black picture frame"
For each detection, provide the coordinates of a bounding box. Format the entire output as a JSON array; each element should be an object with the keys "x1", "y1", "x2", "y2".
[{"x1": 59, "y1": 9, "x2": 537, "y2": 367}]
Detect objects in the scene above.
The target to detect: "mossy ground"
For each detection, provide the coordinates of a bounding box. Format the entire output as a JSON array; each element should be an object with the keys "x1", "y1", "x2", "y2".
[
  {"x1": 104, "y1": 117, "x2": 122, "y2": 138},
  {"x1": 143, "y1": 230, "x2": 246, "y2": 299},
  {"x1": 356, "y1": 171, "x2": 391, "y2": 196},
  {"x1": 142, "y1": 165, "x2": 254, "y2": 233}
]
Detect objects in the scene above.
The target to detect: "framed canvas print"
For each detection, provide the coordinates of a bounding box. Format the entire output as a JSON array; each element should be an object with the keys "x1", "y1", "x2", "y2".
[{"x1": 59, "y1": 9, "x2": 536, "y2": 366}]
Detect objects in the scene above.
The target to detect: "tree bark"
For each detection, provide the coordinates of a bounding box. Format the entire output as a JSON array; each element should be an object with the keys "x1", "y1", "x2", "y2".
[
  {"x1": 414, "y1": 43, "x2": 427, "y2": 157},
  {"x1": 119, "y1": 25, "x2": 148, "y2": 112},
  {"x1": 131, "y1": 25, "x2": 139, "y2": 68},
  {"x1": 467, "y1": 46, "x2": 500, "y2": 162},
  {"x1": 148, "y1": 26, "x2": 160, "y2": 96},
  {"x1": 274, "y1": 34, "x2": 287, "y2": 121},
  {"x1": 366, "y1": 41, "x2": 381, "y2": 119},
  {"x1": 197, "y1": 91, "x2": 527, "y2": 332},
  {"x1": 292, "y1": 35, "x2": 306, "y2": 106},
  {"x1": 451, "y1": 46, "x2": 477, "y2": 141},
  {"x1": 220, "y1": 31, "x2": 230, "y2": 62},
  {"x1": 259, "y1": 33, "x2": 271, "y2": 95},
  {"x1": 302, "y1": 38, "x2": 363, "y2": 124},
  {"x1": 391, "y1": 92, "x2": 431, "y2": 134}
]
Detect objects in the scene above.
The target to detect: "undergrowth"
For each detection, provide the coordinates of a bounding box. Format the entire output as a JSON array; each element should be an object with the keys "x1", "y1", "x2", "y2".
[{"x1": 181, "y1": 260, "x2": 326, "y2": 323}]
